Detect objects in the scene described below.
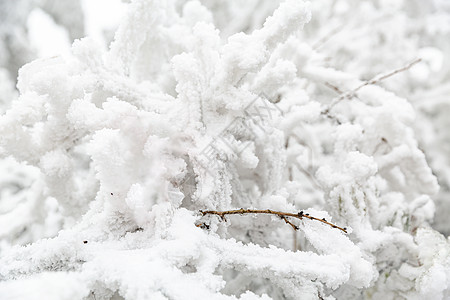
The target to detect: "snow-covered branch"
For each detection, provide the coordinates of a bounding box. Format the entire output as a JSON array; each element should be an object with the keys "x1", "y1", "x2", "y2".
[{"x1": 0, "y1": 0, "x2": 449, "y2": 299}]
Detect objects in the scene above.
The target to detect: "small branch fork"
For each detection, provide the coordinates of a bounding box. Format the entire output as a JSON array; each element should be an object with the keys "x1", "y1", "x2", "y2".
[
  {"x1": 323, "y1": 58, "x2": 421, "y2": 114},
  {"x1": 197, "y1": 209, "x2": 347, "y2": 233},
  {"x1": 352, "y1": 58, "x2": 421, "y2": 93}
]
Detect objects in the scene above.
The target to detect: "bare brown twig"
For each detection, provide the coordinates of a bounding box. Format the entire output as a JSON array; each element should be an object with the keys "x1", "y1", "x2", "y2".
[
  {"x1": 198, "y1": 209, "x2": 347, "y2": 233},
  {"x1": 279, "y1": 215, "x2": 299, "y2": 230}
]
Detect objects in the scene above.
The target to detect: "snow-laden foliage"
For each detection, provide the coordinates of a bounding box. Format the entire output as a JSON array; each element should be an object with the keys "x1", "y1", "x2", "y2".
[
  {"x1": 0, "y1": 0, "x2": 85, "y2": 80},
  {"x1": 296, "y1": 0, "x2": 450, "y2": 238},
  {"x1": 0, "y1": 0, "x2": 449, "y2": 299},
  {"x1": 0, "y1": 0, "x2": 86, "y2": 250}
]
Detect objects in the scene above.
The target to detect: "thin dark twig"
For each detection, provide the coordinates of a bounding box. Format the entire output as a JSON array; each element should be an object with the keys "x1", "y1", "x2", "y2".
[
  {"x1": 280, "y1": 215, "x2": 299, "y2": 230},
  {"x1": 198, "y1": 209, "x2": 347, "y2": 233}
]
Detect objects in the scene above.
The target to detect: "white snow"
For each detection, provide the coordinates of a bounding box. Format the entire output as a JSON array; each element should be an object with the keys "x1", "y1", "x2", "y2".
[{"x1": 0, "y1": 0, "x2": 449, "y2": 299}]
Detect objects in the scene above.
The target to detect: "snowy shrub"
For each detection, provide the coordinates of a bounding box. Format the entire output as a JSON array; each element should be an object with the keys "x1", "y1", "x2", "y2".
[
  {"x1": 0, "y1": 0, "x2": 85, "y2": 79},
  {"x1": 0, "y1": 0, "x2": 449, "y2": 299}
]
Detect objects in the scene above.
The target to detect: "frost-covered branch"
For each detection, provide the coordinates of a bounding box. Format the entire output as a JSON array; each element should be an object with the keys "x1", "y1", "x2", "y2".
[{"x1": 324, "y1": 58, "x2": 422, "y2": 113}]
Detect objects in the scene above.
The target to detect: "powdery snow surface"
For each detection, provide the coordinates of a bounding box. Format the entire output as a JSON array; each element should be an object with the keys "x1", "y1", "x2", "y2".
[{"x1": 0, "y1": 0, "x2": 450, "y2": 299}]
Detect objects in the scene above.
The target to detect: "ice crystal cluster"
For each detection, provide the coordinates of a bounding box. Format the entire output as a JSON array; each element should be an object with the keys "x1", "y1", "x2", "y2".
[{"x1": 0, "y1": 0, "x2": 449, "y2": 299}]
